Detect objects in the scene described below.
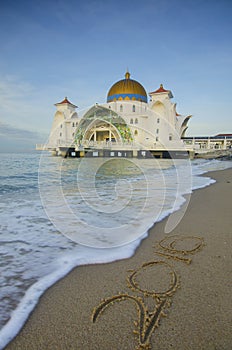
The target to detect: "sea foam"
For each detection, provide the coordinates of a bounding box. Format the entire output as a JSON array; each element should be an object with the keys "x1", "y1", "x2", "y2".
[{"x1": 0, "y1": 154, "x2": 231, "y2": 349}]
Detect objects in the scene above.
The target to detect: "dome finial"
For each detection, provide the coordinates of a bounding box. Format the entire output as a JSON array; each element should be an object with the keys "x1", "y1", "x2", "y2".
[{"x1": 125, "y1": 69, "x2": 130, "y2": 79}]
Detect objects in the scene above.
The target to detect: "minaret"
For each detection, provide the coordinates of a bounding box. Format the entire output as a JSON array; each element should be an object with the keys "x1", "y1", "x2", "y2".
[
  {"x1": 149, "y1": 84, "x2": 173, "y2": 102},
  {"x1": 54, "y1": 97, "x2": 78, "y2": 119},
  {"x1": 48, "y1": 97, "x2": 79, "y2": 149}
]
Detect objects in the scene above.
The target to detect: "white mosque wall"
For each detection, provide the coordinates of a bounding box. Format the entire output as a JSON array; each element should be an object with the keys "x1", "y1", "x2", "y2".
[
  {"x1": 104, "y1": 100, "x2": 147, "y2": 116},
  {"x1": 48, "y1": 107, "x2": 79, "y2": 148},
  {"x1": 100, "y1": 98, "x2": 184, "y2": 150},
  {"x1": 45, "y1": 78, "x2": 192, "y2": 155},
  {"x1": 48, "y1": 100, "x2": 186, "y2": 151}
]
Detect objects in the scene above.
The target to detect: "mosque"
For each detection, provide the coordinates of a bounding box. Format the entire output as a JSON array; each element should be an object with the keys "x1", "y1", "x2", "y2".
[{"x1": 39, "y1": 71, "x2": 231, "y2": 158}]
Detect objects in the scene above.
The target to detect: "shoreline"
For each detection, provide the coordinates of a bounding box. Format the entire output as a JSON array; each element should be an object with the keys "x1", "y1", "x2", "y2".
[{"x1": 5, "y1": 168, "x2": 232, "y2": 350}]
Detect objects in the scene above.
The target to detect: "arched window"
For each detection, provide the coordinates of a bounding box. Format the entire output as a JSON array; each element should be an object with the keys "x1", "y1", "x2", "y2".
[
  {"x1": 156, "y1": 136, "x2": 159, "y2": 141},
  {"x1": 135, "y1": 118, "x2": 138, "y2": 124},
  {"x1": 130, "y1": 118, "x2": 133, "y2": 124},
  {"x1": 120, "y1": 105, "x2": 123, "y2": 112},
  {"x1": 134, "y1": 130, "x2": 138, "y2": 135},
  {"x1": 157, "y1": 118, "x2": 160, "y2": 123},
  {"x1": 60, "y1": 132, "x2": 62, "y2": 137},
  {"x1": 72, "y1": 122, "x2": 75, "y2": 127},
  {"x1": 76, "y1": 122, "x2": 78, "y2": 126},
  {"x1": 156, "y1": 128, "x2": 159, "y2": 134},
  {"x1": 169, "y1": 134, "x2": 173, "y2": 141},
  {"x1": 132, "y1": 105, "x2": 135, "y2": 112},
  {"x1": 60, "y1": 124, "x2": 62, "y2": 128}
]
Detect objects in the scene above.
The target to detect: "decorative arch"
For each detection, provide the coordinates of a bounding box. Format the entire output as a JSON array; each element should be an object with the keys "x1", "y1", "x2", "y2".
[
  {"x1": 53, "y1": 111, "x2": 64, "y2": 124},
  {"x1": 180, "y1": 116, "x2": 192, "y2": 138},
  {"x1": 151, "y1": 101, "x2": 165, "y2": 116},
  {"x1": 70, "y1": 112, "x2": 78, "y2": 119},
  {"x1": 75, "y1": 105, "x2": 133, "y2": 144},
  {"x1": 83, "y1": 118, "x2": 122, "y2": 143}
]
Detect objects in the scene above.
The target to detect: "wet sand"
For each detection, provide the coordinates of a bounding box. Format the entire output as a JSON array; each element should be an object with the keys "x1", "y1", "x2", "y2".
[{"x1": 5, "y1": 168, "x2": 232, "y2": 350}]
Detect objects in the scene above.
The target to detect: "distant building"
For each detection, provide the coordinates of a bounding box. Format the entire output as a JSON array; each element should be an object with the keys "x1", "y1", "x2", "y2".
[
  {"x1": 37, "y1": 72, "x2": 231, "y2": 158},
  {"x1": 183, "y1": 134, "x2": 232, "y2": 157}
]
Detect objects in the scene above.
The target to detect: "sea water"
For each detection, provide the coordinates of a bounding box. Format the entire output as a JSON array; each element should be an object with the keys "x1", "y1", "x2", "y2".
[{"x1": 0, "y1": 152, "x2": 231, "y2": 349}]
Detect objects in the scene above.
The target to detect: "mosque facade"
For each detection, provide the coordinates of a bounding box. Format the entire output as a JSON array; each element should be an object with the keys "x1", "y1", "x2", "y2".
[{"x1": 39, "y1": 72, "x2": 231, "y2": 158}]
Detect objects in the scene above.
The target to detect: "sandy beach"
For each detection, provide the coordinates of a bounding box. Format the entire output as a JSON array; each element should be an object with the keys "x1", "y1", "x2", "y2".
[{"x1": 5, "y1": 168, "x2": 232, "y2": 350}]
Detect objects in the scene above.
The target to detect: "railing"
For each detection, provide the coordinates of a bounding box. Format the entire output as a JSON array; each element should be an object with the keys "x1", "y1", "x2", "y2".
[
  {"x1": 36, "y1": 139, "x2": 231, "y2": 154},
  {"x1": 36, "y1": 144, "x2": 49, "y2": 150},
  {"x1": 80, "y1": 140, "x2": 136, "y2": 149},
  {"x1": 57, "y1": 139, "x2": 75, "y2": 147}
]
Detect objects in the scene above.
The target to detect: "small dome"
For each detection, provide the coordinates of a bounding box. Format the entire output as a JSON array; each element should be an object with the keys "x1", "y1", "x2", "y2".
[{"x1": 107, "y1": 71, "x2": 147, "y2": 103}]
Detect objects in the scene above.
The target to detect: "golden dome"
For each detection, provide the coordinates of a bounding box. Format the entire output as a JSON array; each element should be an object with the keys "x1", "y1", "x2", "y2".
[{"x1": 107, "y1": 71, "x2": 147, "y2": 103}]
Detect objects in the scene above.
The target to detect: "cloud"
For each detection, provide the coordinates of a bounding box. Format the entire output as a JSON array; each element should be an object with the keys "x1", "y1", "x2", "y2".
[
  {"x1": 0, "y1": 75, "x2": 38, "y2": 128},
  {"x1": 0, "y1": 121, "x2": 48, "y2": 153},
  {"x1": 0, "y1": 74, "x2": 53, "y2": 133},
  {"x1": 0, "y1": 121, "x2": 46, "y2": 140},
  {"x1": 0, "y1": 75, "x2": 35, "y2": 109}
]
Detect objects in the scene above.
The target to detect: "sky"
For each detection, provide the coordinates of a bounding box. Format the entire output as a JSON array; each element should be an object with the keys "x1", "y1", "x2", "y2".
[{"x1": 0, "y1": 0, "x2": 231, "y2": 152}]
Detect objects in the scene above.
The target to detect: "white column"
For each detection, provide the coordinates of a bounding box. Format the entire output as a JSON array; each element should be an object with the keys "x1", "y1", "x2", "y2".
[{"x1": 223, "y1": 137, "x2": 227, "y2": 150}]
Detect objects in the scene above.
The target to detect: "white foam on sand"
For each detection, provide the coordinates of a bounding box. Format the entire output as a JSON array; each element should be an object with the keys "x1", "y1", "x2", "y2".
[
  {"x1": 0, "y1": 158, "x2": 231, "y2": 349},
  {"x1": 0, "y1": 235, "x2": 146, "y2": 350}
]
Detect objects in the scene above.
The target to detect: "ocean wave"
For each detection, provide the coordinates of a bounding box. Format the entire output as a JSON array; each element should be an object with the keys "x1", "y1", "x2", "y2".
[{"x1": 0, "y1": 154, "x2": 231, "y2": 349}]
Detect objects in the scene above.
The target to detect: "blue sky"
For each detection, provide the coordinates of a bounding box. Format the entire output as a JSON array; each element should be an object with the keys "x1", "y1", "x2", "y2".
[{"x1": 0, "y1": 0, "x2": 231, "y2": 152}]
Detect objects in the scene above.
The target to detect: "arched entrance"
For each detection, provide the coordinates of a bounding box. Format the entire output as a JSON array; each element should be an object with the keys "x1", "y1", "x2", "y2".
[
  {"x1": 75, "y1": 105, "x2": 133, "y2": 146},
  {"x1": 83, "y1": 118, "x2": 121, "y2": 143}
]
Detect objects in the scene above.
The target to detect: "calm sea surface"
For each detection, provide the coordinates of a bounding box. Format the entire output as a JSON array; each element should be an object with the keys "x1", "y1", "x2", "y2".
[{"x1": 0, "y1": 152, "x2": 231, "y2": 348}]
